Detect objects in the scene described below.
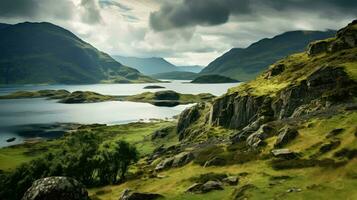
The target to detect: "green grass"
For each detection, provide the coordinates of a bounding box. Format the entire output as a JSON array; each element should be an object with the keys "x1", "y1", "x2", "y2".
[{"x1": 0, "y1": 121, "x2": 178, "y2": 172}]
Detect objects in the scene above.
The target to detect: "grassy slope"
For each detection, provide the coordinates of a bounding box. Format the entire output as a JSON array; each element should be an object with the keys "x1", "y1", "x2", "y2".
[
  {"x1": 0, "y1": 121, "x2": 176, "y2": 172},
  {"x1": 89, "y1": 112, "x2": 357, "y2": 200}
]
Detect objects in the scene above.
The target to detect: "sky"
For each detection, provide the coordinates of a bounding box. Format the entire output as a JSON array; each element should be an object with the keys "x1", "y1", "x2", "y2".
[{"x1": 0, "y1": 0, "x2": 356, "y2": 66}]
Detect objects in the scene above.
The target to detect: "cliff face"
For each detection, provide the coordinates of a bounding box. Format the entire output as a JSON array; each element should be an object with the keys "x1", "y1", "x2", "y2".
[{"x1": 178, "y1": 20, "x2": 357, "y2": 142}]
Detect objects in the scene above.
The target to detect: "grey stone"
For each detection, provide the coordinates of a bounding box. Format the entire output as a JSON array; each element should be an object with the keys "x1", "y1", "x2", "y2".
[
  {"x1": 22, "y1": 176, "x2": 89, "y2": 200},
  {"x1": 223, "y1": 176, "x2": 239, "y2": 185},
  {"x1": 119, "y1": 189, "x2": 163, "y2": 200},
  {"x1": 201, "y1": 181, "x2": 223, "y2": 193},
  {"x1": 275, "y1": 127, "x2": 298, "y2": 148}
]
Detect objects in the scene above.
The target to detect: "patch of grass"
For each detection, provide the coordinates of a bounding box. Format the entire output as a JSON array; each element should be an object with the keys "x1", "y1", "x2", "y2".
[{"x1": 0, "y1": 121, "x2": 178, "y2": 172}]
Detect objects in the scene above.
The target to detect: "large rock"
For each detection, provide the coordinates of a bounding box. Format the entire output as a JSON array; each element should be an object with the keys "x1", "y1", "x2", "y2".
[
  {"x1": 201, "y1": 181, "x2": 223, "y2": 193},
  {"x1": 246, "y1": 124, "x2": 274, "y2": 148},
  {"x1": 223, "y1": 176, "x2": 239, "y2": 185},
  {"x1": 177, "y1": 104, "x2": 202, "y2": 140},
  {"x1": 271, "y1": 149, "x2": 297, "y2": 159},
  {"x1": 155, "y1": 157, "x2": 174, "y2": 171},
  {"x1": 274, "y1": 127, "x2": 298, "y2": 148},
  {"x1": 307, "y1": 40, "x2": 331, "y2": 56},
  {"x1": 172, "y1": 152, "x2": 194, "y2": 167},
  {"x1": 119, "y1": 189, "x2": 163, "y2": 200},
  {"x1": 22, "y1": 177, "x2": 89, "y2": 200}
]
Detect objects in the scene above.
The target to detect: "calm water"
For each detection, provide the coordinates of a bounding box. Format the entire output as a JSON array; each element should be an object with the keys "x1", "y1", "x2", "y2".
[{"x1": 0, "y1": 80, "x2": 240, "y2": 147}]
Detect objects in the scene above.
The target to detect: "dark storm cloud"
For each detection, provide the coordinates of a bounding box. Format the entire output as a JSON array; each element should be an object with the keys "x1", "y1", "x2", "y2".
[
  {"x1": 150, "y1": 0, "x2": 357, "y2": 31},
  {"x1": 0, "y1": 0, "x2": 40, "y2": 18},
  {"x1": 150, "y1": 0, "x2": 251, "y2": 31}
]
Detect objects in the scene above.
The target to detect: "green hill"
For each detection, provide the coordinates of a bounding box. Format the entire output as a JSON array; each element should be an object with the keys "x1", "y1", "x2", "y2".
[
  {"x1": 200, "y1": 30, "x2": 336, "y2": 81},
  {"x1": 191, "y1": 74, "x2": 239, "y2": 83},
  {"x1": 152, "y1": 71, "x2": 199, "y2": 80},
  {"x1": 0, "y1": 22, "x2": 156, "y2": 84},
  {"x1": 113, "y1": 55, "x2": 204, "y2": 76}
]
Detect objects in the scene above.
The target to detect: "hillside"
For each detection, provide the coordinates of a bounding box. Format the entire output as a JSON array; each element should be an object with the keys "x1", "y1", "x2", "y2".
[
  {"x1": 113, "y1": 55, "x2": 204, "y2": 76},
  {"x1": 201, "y1": 30, "x2": 336, "y2": 81},
  {"x1": 112, "y1": 55, "x2": 177, "y2": 75},
  {"x1": 0, "y1": 22, "x2": 156, "y2": 84},
  {"x1": 152, "y1": 71, "x2": 199, "y2": 80},
  {"x1": 191, "y1": 74, "x2": 239, "y2": 83},
  {"x1": 176, "y1": 65, "x2": 204, "y2": 73}
]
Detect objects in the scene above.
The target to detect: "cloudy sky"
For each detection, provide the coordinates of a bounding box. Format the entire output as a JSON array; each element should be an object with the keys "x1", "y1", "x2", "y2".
[{"x1": 0, "y1": 0, "x2": 356, "y2": 66}]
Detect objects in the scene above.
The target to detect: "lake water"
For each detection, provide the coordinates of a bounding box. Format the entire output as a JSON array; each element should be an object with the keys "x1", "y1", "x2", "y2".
[{"x1": 0, "y1": 80, "x2": 240, "y2": 147}]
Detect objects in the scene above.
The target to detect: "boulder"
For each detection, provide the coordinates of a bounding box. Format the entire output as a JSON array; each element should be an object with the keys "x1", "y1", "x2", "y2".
[
  {"x1": 274, "y1": 127, "x2": 298, "y2": 148},
  {"x1": 223, "y1": 176, "x2": 239, "y2": 185},
  {"x1": 185, "y1": 183, "x2": 203, "y2": 193},
  {"x1": 119, "y1": 189, "x2": 163, "y2": 200},
  {"x1": 271, "y1": 149, "x2": 297, "y2": 159},
  {"x1": 204, "y1": 157, "x2": 227, "y2": 167},
  {"x1": 201, "y1": 181, "x2": 223, "y2": 193},
  {"x1": 307, "y1": 40, "x2": 330, "y2": 56},
  {"x1": 155, "y1": 157, "x2": 174, "y2": 171},
  {"x1": 177, "y1": 104, "x2": 201, "y2": 140},
  {"x1": 22, "y1": 176, "x2": 89, "y2": 200},
  {"x1": 172, "y1": 152, "x2": 194, "y2": 167},
  {"x1": 246, "y1": 124, "x2": 274, "y2": 148}
]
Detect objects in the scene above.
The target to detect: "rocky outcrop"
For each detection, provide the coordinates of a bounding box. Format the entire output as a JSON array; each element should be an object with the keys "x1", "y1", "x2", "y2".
[
  {"x1": 308, "y1": 20, "x2": 357, "y2": 56},
  {"x1": 274, "y1": 127, "x2": 299, "y2": 148},
  {"x1": 155, "y1": 152, "x2": 194, "y2": 171},
  {"x1": 119, "y1": 189, "x2": 163, "y2": 200},
  {"x1": 22, "y1": 177, "x2": 89, "y2": 200},
  {"x1": 177, "y1": 104, "x2": 203, "y2": 140},
  {"x1": 186, "y1": 181, "x2": 223, "y2": 193}
]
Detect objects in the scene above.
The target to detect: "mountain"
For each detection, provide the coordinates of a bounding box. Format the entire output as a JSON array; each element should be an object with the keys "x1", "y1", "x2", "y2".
[
  {"x1": 112, "y1": 55, "x2": 177, "y2": 75},
  {"x1": 0, "y1": 22, "x2": 156, "y2": 84},
  {"x1": 176, "y1": 65, "x2": 204, "y2": 73},
  {"x1": 200, "y1": 30, "x2": 336, "y2": 81},
  {"x1": 152, "y1": 71, "x2": 199, "y2": 80},
  {"x1": 112, "y1": 55, "x2": 205, "y2": 75}
]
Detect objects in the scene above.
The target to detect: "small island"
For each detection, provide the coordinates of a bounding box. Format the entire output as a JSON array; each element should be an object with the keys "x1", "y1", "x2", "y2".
[
  {"x1": 0, "y1": 90, "x2": 115, "y2": 104},
  {"x1": 123, "y1": 90, "x2": 215, "y2": 106},
  {"x1": 143, "y1": 85, "x2": 166, "y2": 89},
  {"x1": 191, "y1": 74, "x2": 240, "y2": 83},
  {"x1": 0, "y1": 90, "x2": 215, "y2": 106}
]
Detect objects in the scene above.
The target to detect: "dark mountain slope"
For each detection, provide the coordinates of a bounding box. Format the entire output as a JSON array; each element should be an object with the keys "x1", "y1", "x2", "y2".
[
  {"x1": 0, "y1": 22, "x2": 156, "y2": 84},
  {"x1": 201, "y1": 30, "x2": 336, "y2": 81},
  {"x1": 112, "y1": 55, "x2": 177, "y2": 75}
]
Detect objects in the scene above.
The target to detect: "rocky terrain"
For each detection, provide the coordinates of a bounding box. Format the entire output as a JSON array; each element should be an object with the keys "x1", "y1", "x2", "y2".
[{"x1": 88, "y1": 20, "x2": 356, "y2": 200}]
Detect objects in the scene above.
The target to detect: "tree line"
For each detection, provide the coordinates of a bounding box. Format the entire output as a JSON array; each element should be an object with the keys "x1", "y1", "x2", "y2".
[{"x1": 0, "y1": 131, "x2": 138, "y2": 200}]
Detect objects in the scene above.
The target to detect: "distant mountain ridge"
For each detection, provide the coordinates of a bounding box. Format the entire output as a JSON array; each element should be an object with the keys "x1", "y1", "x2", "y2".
[
  {"x1": 0, "y1": 22, "x2": 155, "y2": 84},
  {"x1": 112, "y1": 55, "x2": 203, "y2": 75},
  {"x1": 200, "y1": 30, "x2": 336, "y2": 81}
]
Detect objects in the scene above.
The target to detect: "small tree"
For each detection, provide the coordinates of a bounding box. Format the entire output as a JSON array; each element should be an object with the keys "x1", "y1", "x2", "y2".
[{"x1": 114, "y1": 141, "x2": 139, "y2": 182}]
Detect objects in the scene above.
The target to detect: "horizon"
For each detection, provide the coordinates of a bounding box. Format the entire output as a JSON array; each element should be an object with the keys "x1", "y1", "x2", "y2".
[{"x1": 0, "y1": 0, "x2": 356, "y2": 66}]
